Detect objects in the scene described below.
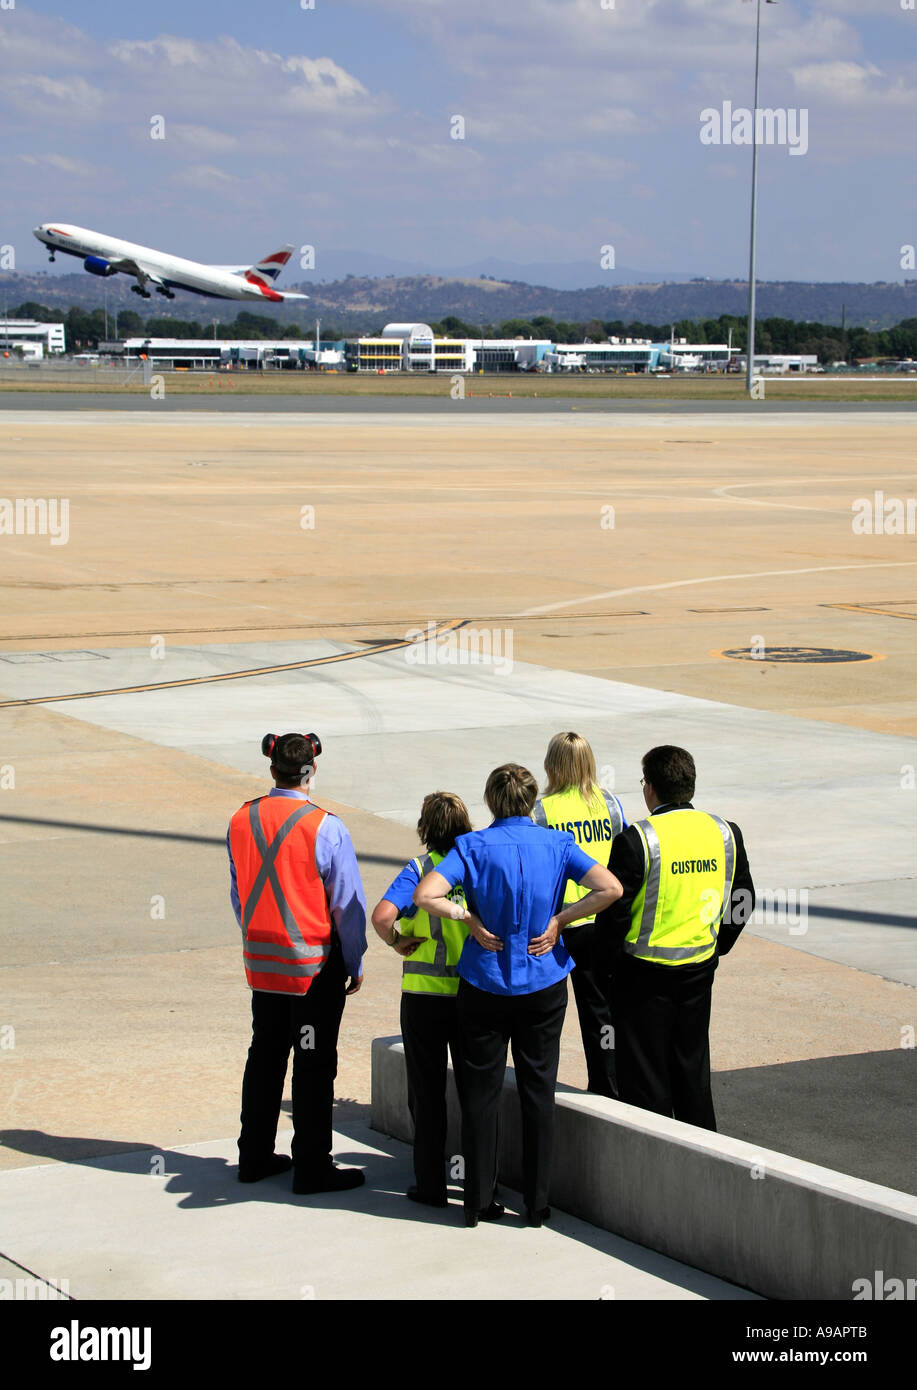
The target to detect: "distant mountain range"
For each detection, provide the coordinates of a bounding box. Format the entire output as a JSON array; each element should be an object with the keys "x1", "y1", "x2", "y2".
[
  {"x1": 12, "y1": 252, "x2": 700, "y2": 291},
  {"x1": 290, "y1": 253, "x2": 702, "y2": 291},
  {"x1": 2, "y1": 268, "x2": 916, "y2": 332}
]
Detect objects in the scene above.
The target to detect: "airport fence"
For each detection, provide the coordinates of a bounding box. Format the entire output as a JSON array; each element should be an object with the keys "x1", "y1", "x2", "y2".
[{"x1": 0, "y1": 362, "x2": 148, "y2": 388}]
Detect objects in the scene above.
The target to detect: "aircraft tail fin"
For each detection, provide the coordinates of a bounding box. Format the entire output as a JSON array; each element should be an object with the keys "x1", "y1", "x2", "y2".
[{"x1": 245, "y1": 244, "x2": 295, "y2": 290}]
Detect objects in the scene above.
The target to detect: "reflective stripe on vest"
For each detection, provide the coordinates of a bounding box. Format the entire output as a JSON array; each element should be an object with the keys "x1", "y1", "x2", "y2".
[
  {"x1": 625, "y1": 810, "x2": 736, "y2": 967},
  {"x1": 401, "y1": 852, "x2": 468, "y2": 996},
  {"x1": 532, "y1": 786, "x2": 623, "y2": 922},
  {"x1": 230, "y1": 796, "x2": 333, "y2": 994}
]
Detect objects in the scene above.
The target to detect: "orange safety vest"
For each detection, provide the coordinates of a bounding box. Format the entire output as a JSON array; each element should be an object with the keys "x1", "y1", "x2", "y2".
[{"x1": 229, "y1": 795, "x2": 333, "y2": 995}]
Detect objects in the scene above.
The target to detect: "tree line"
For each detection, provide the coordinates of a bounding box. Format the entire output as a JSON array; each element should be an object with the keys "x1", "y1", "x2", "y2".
[
  {"x1": 8, "y1": 301, "x2": 917, "y2": 363},
  {"x1": 7, "y1": 303, "x2": 345, "y2": 350}
]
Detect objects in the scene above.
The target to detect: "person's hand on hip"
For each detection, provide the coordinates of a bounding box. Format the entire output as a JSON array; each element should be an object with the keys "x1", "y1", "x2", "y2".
[
  {"x1": 393, "y1": 934, "x2": 423, "y2": 957},
  {"x1": 467, "y1": 912, "x2": 503, "y2": 952},
  {"x1": 528, "y1": 916, "x2": 561, "y2": 957}
]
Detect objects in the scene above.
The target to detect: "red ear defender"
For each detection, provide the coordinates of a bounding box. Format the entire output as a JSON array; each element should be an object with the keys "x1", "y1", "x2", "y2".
[{"x1": 261, "y1": 733, "x2": 320, "y2": 764}]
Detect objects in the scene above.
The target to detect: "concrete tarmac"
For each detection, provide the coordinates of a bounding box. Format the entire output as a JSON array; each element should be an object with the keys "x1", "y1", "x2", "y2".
[{"x1": 1, "y1": 391, "x2": 917, "y2": 413}]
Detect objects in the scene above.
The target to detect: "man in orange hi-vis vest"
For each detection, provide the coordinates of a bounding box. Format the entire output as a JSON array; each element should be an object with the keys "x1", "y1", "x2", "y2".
[{"x1": 227, "y1": 732, "x2": 367, "y2": 1194}]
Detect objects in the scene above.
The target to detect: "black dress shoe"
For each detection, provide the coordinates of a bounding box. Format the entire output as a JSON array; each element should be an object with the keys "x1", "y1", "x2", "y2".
[
  {"x1": 525, "y1": 1206, "x2": 551, "y2": 1227},
  {"x1": 292, "y1": 1165, "x2": 365, "y2": 1195},
  {"x1": 237, "y1": 1154, "x2": 293, "y2": 1184},
  {"x1": 464, "y1": 1201, "x2": 505, "y2": 1228},
  {"x1": 407, "y1": 1186, "x2": 448, "y2": 1208}
]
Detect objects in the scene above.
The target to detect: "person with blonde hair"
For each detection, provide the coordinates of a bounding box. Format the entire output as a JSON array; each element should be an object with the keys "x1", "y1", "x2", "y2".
[
  {"x1": 371, "y1": 791, "x2": 473, "y2": 1207},
  {"x1": 532, "y1": 732, "x2": 627, "y2": 1097},
  {"x1": 415, "y1": 764, "x2": 622, "y2": 1228}
]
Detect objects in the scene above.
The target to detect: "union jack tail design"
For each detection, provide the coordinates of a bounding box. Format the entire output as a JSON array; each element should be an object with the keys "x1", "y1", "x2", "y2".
[{"x1": 244, "y1": 244, "x2": 294, "y2": 300}]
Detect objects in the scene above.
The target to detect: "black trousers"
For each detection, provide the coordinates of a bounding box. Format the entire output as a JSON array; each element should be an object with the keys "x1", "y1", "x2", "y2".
[
  {"x1": 457, "y1": 976, "x2": 568, "y2": 1214},
  {"x1": 611, "y1": 955, "x2": 717, "y2": 1131},
  {"x1": 238, "y1": 938, "x2": 347, "y2": 1174},
  {"x1": 400, "y1": 991, "x2": 464, "y2": 1199},
  {"x1": 563, "y1": 924, "x2": 618, "y2": 1098}
]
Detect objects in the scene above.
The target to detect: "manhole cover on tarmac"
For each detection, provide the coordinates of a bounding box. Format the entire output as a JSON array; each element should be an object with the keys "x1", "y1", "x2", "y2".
[{"x1": 717, "y1": 646, "x2": 880, "y2": 664}]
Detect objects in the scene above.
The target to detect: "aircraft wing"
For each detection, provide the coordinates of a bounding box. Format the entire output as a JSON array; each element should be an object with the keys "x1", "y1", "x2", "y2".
[{"x1": 109, "y1": 258, "x2": 165, "y2": 287}]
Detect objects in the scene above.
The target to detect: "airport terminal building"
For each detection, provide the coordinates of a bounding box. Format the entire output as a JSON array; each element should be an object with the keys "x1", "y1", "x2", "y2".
[
  {"x1": 102, "y1": 338, "x2": 347, "y2": 371},
  {"x1": 99, "y1": 323, "x2": 826, "y2": 376},
  {"x1": 346, "y1": 326, "x2": 733, "y2": 374},
  {"x1": 0, "y1": 318, "x2": 66, "y2": 359}
]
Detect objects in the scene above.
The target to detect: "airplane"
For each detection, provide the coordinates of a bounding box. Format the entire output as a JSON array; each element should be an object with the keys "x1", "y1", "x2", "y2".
[{"x1": 33, "y1": 222, "x2": 308, "y2": 303}]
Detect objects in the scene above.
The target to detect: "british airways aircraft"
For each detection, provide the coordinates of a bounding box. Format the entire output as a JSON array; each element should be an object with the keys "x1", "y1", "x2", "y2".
[{"x1": 33, "y1": 223, "x2": 308, "y2": 303}]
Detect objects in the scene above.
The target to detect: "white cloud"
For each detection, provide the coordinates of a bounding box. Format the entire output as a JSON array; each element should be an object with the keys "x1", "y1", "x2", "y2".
[
  {"x1": 107, "y1": 34, "x2": 378, "y2": 119},
  {"x1": 172, "y1": 164, "x2": 241, "y2": 190},
  {"x1": 791, "y1": 60, "x2": 911, "y2": 107},
  {"x1": 3, "y1": 73, "x2": 106, "y2": 119},
  {"x1": 282, "y1": 54, "x2": 369, "y2": 101},
  {"x1": 169, "y1": 125, "x2": 239, "y2": 154},
  {"x1": 0, "y1": 11, "x2": 96, "y2": 70},
  {"x1": 19, "y1": 153, "x2": 98, "y2": 178},
  {"x1": 109, "y1": 36, "x2": 211, "y2": 69}
]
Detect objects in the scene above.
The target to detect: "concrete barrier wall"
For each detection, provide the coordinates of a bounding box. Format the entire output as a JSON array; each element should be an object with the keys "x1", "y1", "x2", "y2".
[{"x1": 370, "y1": 1036, "x2": 917, "y2": 1301}]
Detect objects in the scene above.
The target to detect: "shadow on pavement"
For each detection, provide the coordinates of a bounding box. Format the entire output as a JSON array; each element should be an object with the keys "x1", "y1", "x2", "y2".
[
  {"x1": 0, "y1": 1110, "x2": 753, "y2": 1296},
  {"x1": 714, "y1": 1048, "x2": 916, "y2": 1195}
]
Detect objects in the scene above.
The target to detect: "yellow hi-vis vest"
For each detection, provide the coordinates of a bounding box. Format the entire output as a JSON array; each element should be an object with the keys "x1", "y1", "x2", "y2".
[
  {"x1": 399, "y1": 851, "x2": 468, "y2": 996},
  {"x1": 625, "y1": 809, "x2": 736, "y2": 967},
  {"x1": 532, "y1": 785, "x2": 624, "y2": 923}
]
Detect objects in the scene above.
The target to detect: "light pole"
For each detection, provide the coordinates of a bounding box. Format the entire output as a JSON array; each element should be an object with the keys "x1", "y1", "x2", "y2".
[{"x1": 745, "y1": 0, "x2": 777, "y2": 395}]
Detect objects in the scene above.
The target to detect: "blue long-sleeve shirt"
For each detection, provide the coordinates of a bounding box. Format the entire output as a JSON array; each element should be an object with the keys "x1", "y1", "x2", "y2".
[
  {"x1": 227, "y1": 788, "x2": 367, "y2": 980},
  {"x1": 434, "y1": 817, "x2": 595, "y2": 996}
]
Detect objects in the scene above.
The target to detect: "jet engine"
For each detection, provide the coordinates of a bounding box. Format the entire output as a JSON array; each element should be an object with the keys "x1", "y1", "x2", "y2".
[{"x1": 83, "y1": 256, "x2": 116, "y2": 277}]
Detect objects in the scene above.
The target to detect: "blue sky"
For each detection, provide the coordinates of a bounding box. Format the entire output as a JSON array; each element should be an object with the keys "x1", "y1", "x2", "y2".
[{"x1": 1, "y1": 0, "x2": 915, "y2": 284}]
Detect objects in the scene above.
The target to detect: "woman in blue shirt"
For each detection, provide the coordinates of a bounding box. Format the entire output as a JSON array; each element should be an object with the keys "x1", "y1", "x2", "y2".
[{"x1": 414, "y1": 763, "x2": 622, "y2": 1227}]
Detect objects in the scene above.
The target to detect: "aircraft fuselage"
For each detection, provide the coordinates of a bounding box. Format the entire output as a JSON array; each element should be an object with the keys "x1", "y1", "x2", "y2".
[{"x1": 33, "y1": 224, "x2": 306, "y2": 303}]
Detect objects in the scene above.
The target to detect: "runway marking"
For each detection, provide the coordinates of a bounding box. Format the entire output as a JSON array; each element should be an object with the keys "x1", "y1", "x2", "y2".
[
  {"x1": 710, "y1": 473, "x2": 917, "y2": 516},
  {"x1": 824, "y1": 601, "x2": 917, "y2": 622},
  {"x1": 0, "y1": 619, "x2": 468, "y2": 709},
  {"x1": 515, "y1": 561, "x2": 917, "y2": 617},
  {"x1": 714, "y1": 646, "x2": 884, "y2": 665},
  {"x1": 0, "y1": 610, "x2": 660, "y2": 644},
  {"x1": 711, "y1": 486, "x2": 846, "y2": 515}
]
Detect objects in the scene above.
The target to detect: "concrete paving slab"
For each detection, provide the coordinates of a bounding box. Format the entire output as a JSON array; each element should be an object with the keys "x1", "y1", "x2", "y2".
[
  {"x1": 768, "y1": 882, "x2": 917, "y2": 985},
  {"x1": 0, "y1": 1117, "x2": 758, "y2": 1301}
]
